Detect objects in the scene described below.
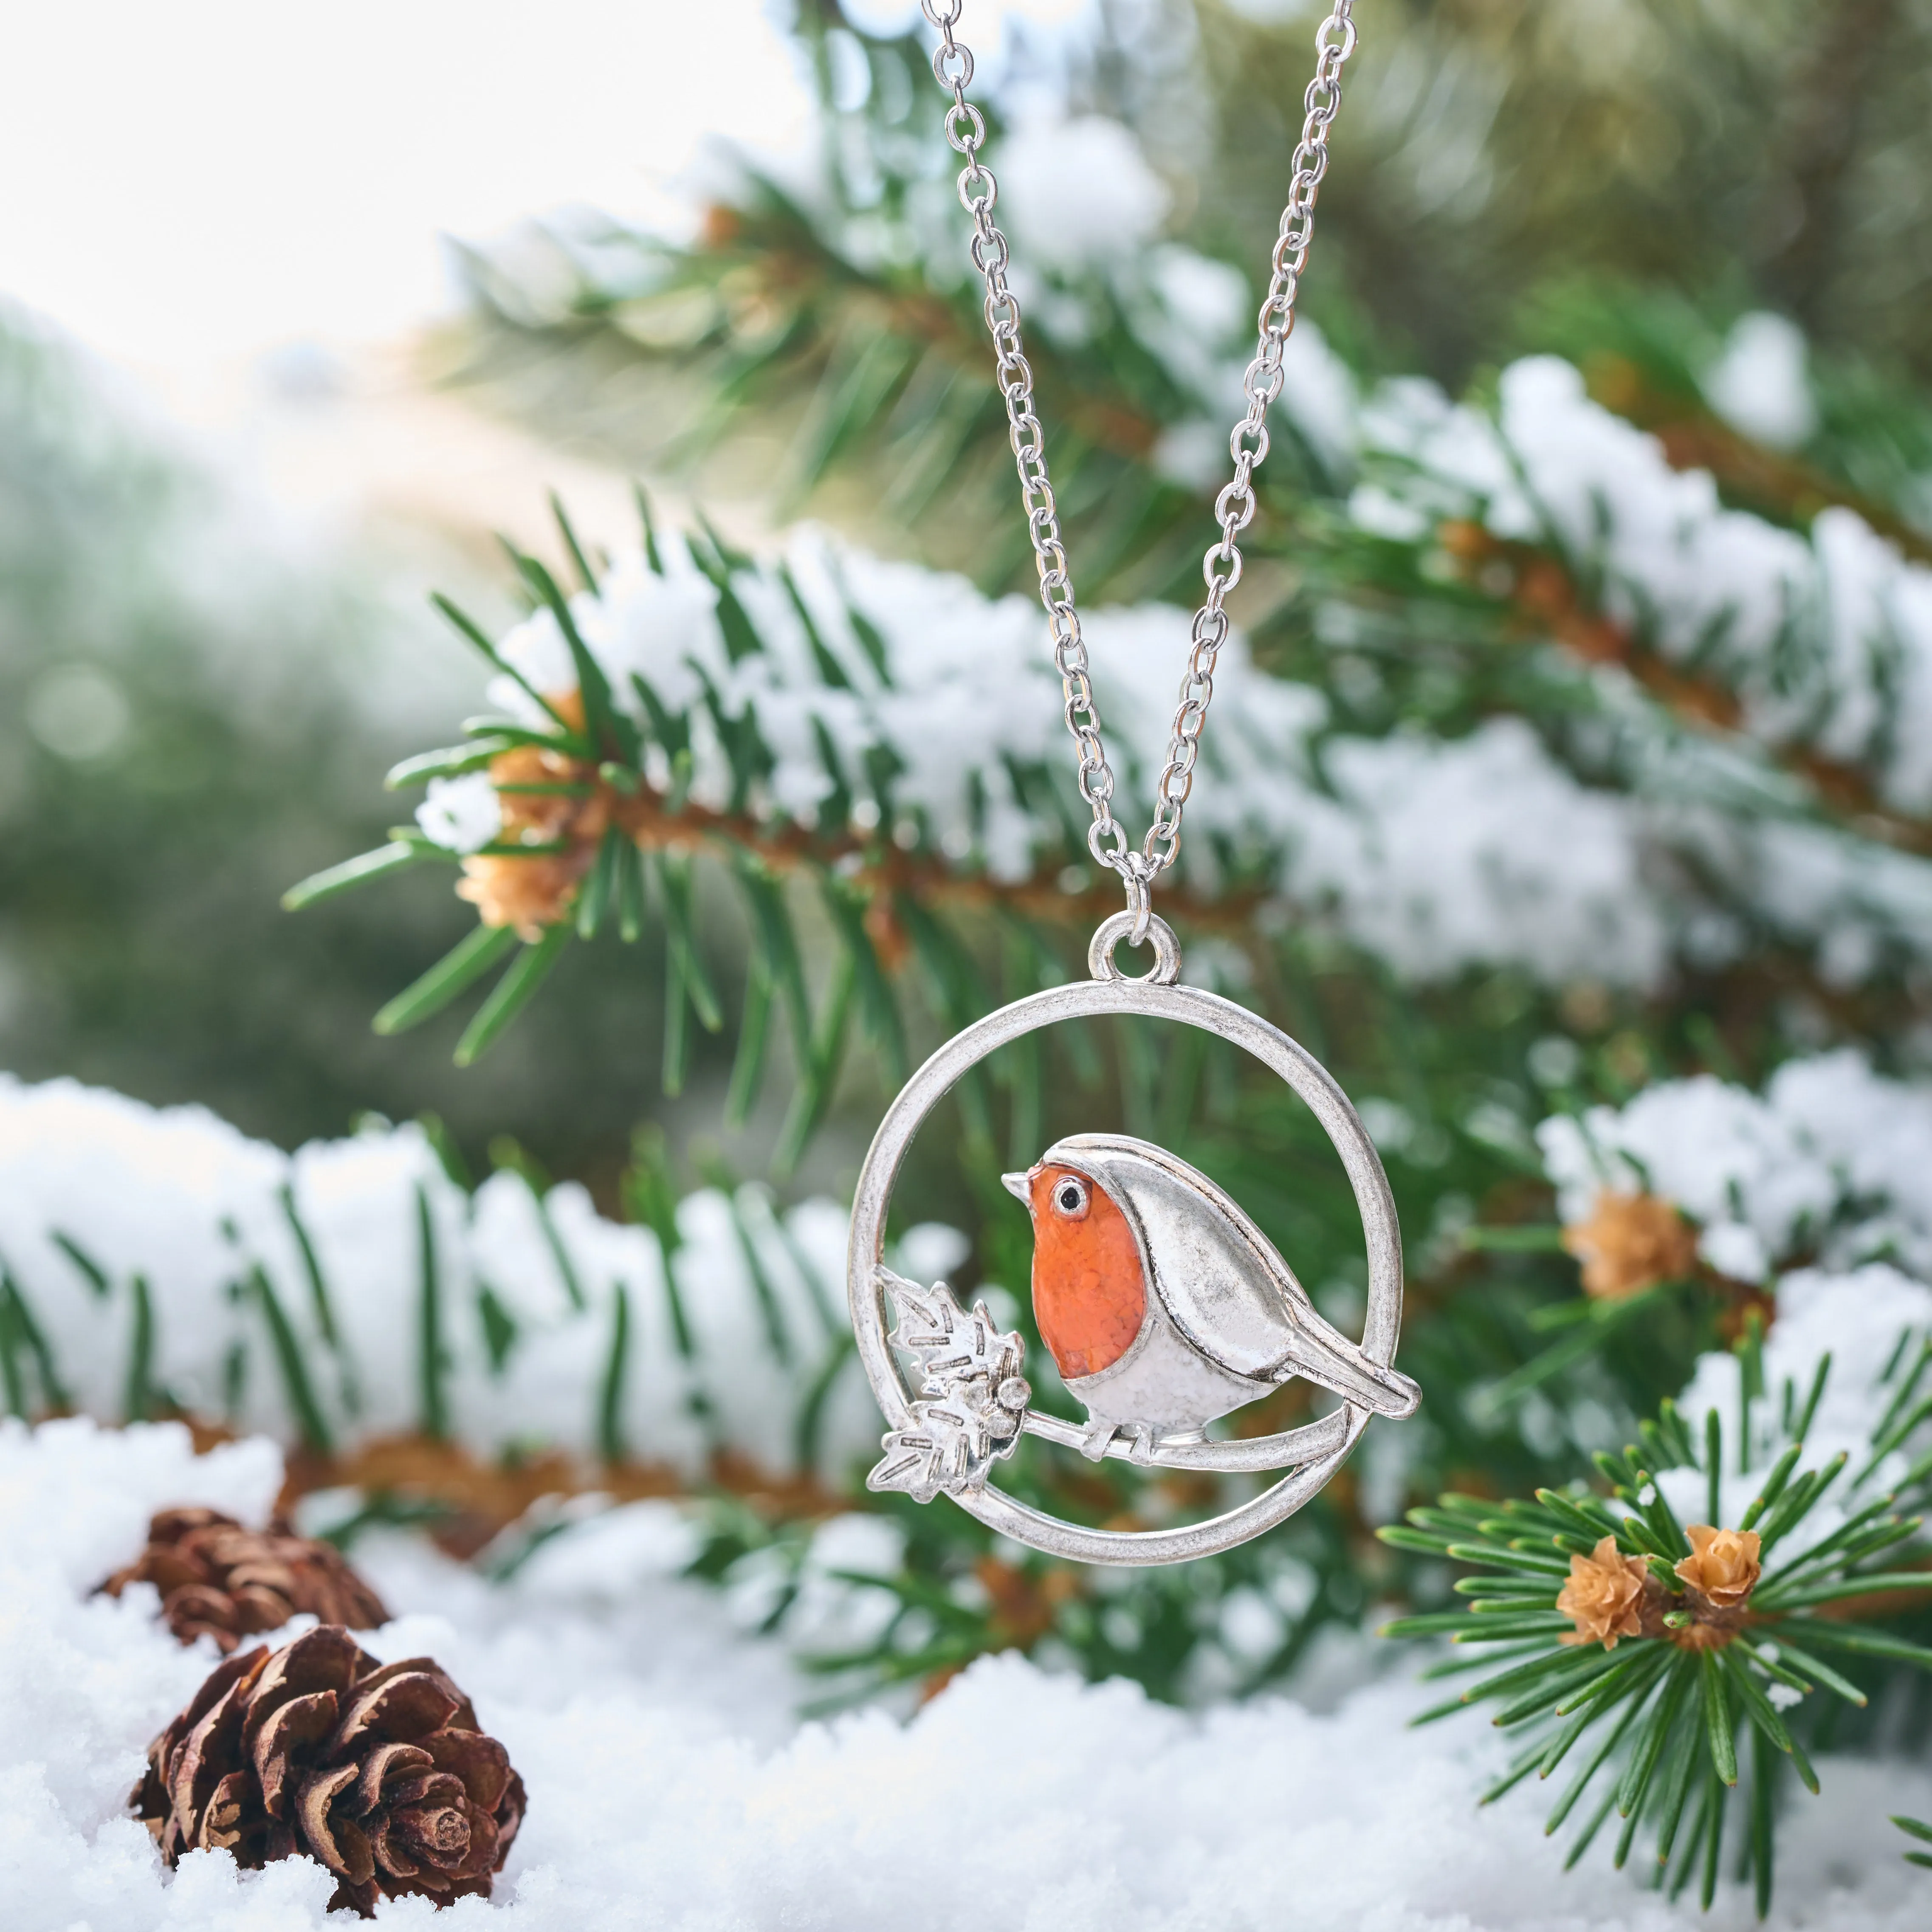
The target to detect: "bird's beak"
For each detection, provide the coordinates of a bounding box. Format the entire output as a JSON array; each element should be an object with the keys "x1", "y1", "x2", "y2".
[{"x1": 1000, "y1": 1169, "x2": 1031, "y2": 1204}]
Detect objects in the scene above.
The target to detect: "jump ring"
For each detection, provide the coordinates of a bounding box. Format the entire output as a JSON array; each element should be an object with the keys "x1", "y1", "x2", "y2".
[{"x1": 1087, "y1": 911, "x2": 1182, "y2": 985}]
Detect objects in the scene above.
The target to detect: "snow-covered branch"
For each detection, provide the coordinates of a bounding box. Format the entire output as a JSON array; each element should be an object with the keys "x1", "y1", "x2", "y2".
[
  {"x1": 1539, "y1": 1049, "x2": 1932, "y2": 1290},
  {"x1": 0, "y1": 1072, "x2": 950, "y2": 1483}
]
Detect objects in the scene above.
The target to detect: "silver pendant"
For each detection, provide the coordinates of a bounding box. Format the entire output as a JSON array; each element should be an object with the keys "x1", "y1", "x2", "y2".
[{"x1": 847, "y1": 913, "x2": 1418, "y2": 1566}]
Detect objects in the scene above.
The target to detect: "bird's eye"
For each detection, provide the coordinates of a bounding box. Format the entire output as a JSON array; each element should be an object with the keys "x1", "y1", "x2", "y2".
[{"x1": 1051, "y1": 1177, "x2": 1089, "y2": 1220}]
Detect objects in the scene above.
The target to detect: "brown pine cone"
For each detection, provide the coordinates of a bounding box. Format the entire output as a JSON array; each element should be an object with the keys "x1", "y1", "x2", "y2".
[
  {"x1": 133, "y1": 1624, "x2": 526, "y2": 1918},
  {"x1": 101, "y1": 1508, "x2": 388, "y2": 1651}
]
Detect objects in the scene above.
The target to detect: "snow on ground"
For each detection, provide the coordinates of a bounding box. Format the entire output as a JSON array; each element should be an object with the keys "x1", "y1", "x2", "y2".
[{"x1": 3, "y1": 1417, "x2": 1929, "y2": 1931}]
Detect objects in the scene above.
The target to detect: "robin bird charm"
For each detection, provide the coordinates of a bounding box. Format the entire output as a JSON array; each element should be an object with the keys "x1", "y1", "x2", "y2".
[{"x1": 1004, "y1": 1133, "x2": 1420, "y2": 1459}]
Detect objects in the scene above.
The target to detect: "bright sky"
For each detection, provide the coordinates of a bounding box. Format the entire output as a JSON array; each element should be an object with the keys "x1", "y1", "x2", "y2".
[{"x1": 0, "y1": 0, "x2": 1086, "y2": 375}]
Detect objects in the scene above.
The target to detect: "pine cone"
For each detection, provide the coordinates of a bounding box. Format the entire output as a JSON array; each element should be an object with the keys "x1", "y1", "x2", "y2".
[
  {"x1": 101, "y1": 1507, "x2": 388, "y2": 1651},
  {"x1": 133, "y1": 1624, "x2": 526, "y2": 1918}
]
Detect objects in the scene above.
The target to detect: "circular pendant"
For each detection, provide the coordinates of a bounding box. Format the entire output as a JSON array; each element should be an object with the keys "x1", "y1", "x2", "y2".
[{"x1": 847, "y1": 914, "x2": 1418, "y2": 1566}]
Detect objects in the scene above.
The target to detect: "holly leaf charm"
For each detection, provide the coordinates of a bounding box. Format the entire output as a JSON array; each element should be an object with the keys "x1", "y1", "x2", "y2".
[{"x1": 867, "y1": 1270, "x2": 1031, "y2": 1504}]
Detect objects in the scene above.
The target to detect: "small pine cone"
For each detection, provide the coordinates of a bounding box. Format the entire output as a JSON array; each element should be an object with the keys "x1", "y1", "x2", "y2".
[
  {"x1": 1674, "y1": 1523, "x2": 1762, "y2": 1622},
  {"x1": 101, "y1": 1508, "x2": 388, "y2": 1653},
  {"x1": 133, "y1": 1624, "x2": 526, "y2": 1918}
]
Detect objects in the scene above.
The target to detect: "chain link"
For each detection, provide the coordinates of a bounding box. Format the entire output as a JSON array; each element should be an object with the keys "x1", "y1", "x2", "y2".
[{"x1": 920, "y1": 0, "x2": 1357, "y2": 930}]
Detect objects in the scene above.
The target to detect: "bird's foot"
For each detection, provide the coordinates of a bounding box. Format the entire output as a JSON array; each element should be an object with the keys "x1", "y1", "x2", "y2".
[
  {"x1": 1076, "y1": 1419, "x2": 1119, "y2": 1461},
  {"x1": 1122, "y1": 1422, "x2": 1160, "y2": 1465}
]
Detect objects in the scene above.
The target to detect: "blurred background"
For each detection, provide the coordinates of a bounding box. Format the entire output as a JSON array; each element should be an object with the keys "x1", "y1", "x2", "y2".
[
  {"x1": 7, "y1": 0, "x2": 1924, "y2": 1182},
  {"x1": 2, "y1": 0, "x2": 812, "y2": 1173},
  {"x1": 8, "y1": 0, "x2": 1927, "y2": 1183}
]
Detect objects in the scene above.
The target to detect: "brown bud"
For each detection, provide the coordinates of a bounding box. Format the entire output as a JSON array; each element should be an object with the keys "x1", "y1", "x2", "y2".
[
  {"x1": 457, "y1": 694, "x2": 611, "y2": 941},
  {"x1": 489, "y1": 744, "x2": 584, "y2": 842},
  {"x1": 1562, "y1": 1191, "x2": 1699, "y2": 1301},
  {"x1": 1556, "y1": 1535, "x2": 1653, "y2": 1649},
  {"x1": 457, "y1": 853, "x2": 587, "y2": 940},
  {"x1": 1674, "y1": 1524, "x2": 1762, "y2": 1611}
]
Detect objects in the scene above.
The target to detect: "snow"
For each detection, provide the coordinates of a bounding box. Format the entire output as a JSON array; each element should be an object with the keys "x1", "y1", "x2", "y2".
[
  {"x1": 0, "y1": 1074, "x2": 291, "y2": 1427},
  {"x1": 0, "y1": 1073, "x2": 887, "y2": 1483},
  {"x1": 1359, "y1": 353, "x2": 1932, "y2": 821},
  {"x1": 416, "y1": 775, "x2": 504, "y2": 855},
  {"x1": 1151, "y1": 416, "x2": 1237, "y2": 492},
  {"x1": 1687, "y1": 1260, "x2": 1932, "y2": 1434},
  {"x1": 1537, "y1": 1049, "x2": 1932, "y2": 1284},
  {"x1": 1727, "y1": 815, "x2": 1932, "y2": 979},
  {"x1": 1297, "y1": 719, "x2": 1667, "y2": 985},
  {"x1": 5, "y1": 1418, "x2": 1931, "y2": 1931},
  {"x1": 1345, "y1": 351, "x2": 1932, "y2": 975},
  {"x1": 452, "y1": 522, "x2": 1680, "y2": 987},
  {"x1": 1537, "y1": 1051, "x2": 1932, "y2": 1536},
  {"x1": 1660, "y1": 1263, "x2": 1932, "y2": 1551},
  {"x1": 995, "y1": 115, "x2": 1171, "y2": 269},
  {"x1": 492, "y1": 550, "x2": 727, "y2": 733},
  {"x1": 6, "y1": 1052, "x2": 1932, "y2": 1923},
  {"x1": 1704, "y1": 312, "x2": 1818, "y2": 451},
  {"x1": 1143, "y1": 244, "x2": 1249, "y2": 349}
]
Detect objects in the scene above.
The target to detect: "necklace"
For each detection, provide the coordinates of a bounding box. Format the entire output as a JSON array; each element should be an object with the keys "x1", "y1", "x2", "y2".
[{"x1": 846, "y1": 0, "x2": 1417, "y2": 1565}]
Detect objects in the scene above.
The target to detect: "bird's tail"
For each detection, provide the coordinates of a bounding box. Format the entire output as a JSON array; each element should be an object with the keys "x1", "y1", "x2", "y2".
[{"x1": 1277, "y1": 1326, "x2": 1421, "y2": 1419}]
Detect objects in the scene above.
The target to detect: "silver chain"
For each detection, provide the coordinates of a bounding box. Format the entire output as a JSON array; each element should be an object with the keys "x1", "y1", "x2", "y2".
[{"x1": 919, "y1": 0, "x2": 1358, "y2": 937}]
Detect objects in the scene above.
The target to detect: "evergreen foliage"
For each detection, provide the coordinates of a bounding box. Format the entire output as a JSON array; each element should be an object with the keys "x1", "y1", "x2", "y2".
[
  {"x1": 17, "y1": 0, "x2": 1932, "y2": 1915},
  {"x1": 1381, "y1": 1330, "x2": 1932, "y2": 1911}
]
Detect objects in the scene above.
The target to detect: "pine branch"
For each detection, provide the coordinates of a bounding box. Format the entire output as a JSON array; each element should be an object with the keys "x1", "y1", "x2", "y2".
[
  {"x1": 1379, "y1": 1329, "x2": 1932, "y2": 1911},
  {"x1": 284, "y1": 495, "x2": 1307, "y2": 1124},
  {"x1": 1586, "y1": 363, "x2": 1932, "y2": 569},
  {"x1": 451, "y1": 203, "x2": 1932, "y2": 944},
  {"x1": 1433, "y1": 519, "x2": 1932, "y2": 857},
  {"x1": 293, "y1": 482, "x2": 1932, "y2": 1147},
  {"x1": 415, "y1": 0, "x2": 1932, "y2": 1058}
]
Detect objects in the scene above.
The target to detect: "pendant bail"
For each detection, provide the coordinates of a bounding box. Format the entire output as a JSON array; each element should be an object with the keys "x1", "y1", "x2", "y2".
[
  {"x1": 1089, "y1": 910, "x2": 1181, "y2": 985},
  {"x1": 1119, "y1": 851, "x2": 1156, "y2": 948}
]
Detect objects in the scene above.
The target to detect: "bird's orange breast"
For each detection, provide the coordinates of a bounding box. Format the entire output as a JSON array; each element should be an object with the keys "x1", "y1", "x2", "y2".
[{"x1": 1029, "y1": 1164, "x2": 1146, "y2": 1379}]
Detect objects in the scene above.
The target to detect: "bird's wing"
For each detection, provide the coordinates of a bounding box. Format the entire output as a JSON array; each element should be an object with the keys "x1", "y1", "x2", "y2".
[
  {"x1": 1050, "y1": 1136, "x2": 1311, "y2": 1374},
  {"x1": 1049, "y1": 1135, "x2": 1419, "y2": 1419}
]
